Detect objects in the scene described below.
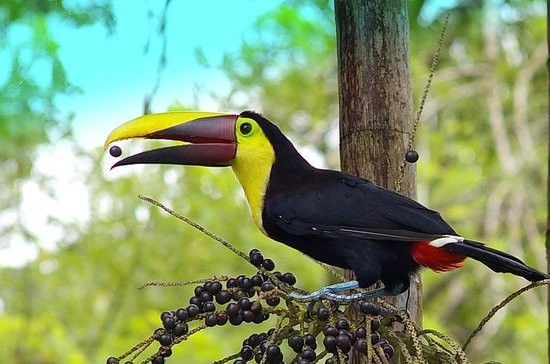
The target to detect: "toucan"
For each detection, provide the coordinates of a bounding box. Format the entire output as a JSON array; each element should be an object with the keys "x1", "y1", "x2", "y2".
[{"x1": 104, "y1": 110, "x2": 549, "y2": 301}]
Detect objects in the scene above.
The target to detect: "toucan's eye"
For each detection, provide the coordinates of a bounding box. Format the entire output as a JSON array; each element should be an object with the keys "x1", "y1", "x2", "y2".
[{"x1": 240, "y1": 122, "x2": 253, "y2": 135}]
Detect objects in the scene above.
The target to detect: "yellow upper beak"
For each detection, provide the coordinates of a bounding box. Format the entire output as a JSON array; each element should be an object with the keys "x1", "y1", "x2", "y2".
[{"x1": 104, "y1": 111, "x2": 232, "y2": 149}]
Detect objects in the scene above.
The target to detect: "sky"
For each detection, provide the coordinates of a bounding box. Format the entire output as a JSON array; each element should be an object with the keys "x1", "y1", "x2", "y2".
[
  {"x1": 53, "y1": 1, "x2": 283, "y2": 148},
  {"x1": 4, "y1": 1, "x2": 285, "y2": 267},
  {"x1": 55, "y1": 0, "x2": 457, "y2": 149}
]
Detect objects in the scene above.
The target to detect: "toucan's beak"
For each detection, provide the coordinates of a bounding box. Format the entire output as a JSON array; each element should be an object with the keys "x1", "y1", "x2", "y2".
[{"x1": 104, "y1": 112, "x2": 238, "y2": 169}]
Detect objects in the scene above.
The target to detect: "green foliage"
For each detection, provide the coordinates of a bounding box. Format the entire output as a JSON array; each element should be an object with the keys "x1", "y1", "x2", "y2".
[
  {"x1": 211, "y1": 0, "x2": 548, "y2": 363},
  {"x1": 0, "y1": 1, "x2": 547, "y2": 363},
  {"x1": 0, "y1": 0, "x2": 114, "y2": 247},
  {"x1": 199, "y1": 0, "x2": 339, "y2": 163}
]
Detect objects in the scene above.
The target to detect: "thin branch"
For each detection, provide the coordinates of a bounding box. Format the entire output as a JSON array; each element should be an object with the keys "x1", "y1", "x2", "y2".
[
  {"x1": 138, "y1": 195, "x2": 250, "y2": 262},
  {"x1": 462, "y1": 280, "x2": 550, "y2": 353}
]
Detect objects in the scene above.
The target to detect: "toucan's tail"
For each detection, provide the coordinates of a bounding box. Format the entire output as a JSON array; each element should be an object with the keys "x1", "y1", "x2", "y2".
[{"x1": 443, "y1": 239, "x2": 549, "y2": 282}]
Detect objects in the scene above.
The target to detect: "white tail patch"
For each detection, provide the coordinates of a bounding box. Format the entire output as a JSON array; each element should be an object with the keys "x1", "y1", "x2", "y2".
[{"x1": 429, "y1": 235, "x2": 464, "y2": 248}]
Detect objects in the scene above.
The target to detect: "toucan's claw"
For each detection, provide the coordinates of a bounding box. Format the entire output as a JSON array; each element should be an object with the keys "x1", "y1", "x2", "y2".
[
  {"x1": 287, "y1": 280, "x2": 408, "y2": 303},
  {"x1": 288, "y1": 280, "x2": 371, "y2": 303}
]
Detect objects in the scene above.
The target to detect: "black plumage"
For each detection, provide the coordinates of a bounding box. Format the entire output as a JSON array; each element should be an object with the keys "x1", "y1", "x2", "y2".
[{"x1": 246, "y1": 111, "x2": 549, "y2": 293}]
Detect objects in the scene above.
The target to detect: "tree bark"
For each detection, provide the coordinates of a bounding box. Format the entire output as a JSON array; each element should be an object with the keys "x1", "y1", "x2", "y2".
[{"x1": 334, "y1": 0, "x2": 421, "y2": 329}]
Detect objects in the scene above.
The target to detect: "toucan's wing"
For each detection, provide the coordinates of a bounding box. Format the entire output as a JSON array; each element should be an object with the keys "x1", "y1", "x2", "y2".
[{"x1": 265, "y1": 170, "x2": 456, "y2": 241}]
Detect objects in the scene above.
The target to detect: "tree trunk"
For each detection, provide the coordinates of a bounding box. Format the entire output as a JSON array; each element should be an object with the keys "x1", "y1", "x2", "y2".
[{"x1": 334, "y1": 0, "x2": 421, "y2": 330}]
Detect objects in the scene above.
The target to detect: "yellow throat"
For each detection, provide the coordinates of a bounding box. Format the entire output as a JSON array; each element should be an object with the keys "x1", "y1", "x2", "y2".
[{"x1": 230, "y1": 116, "x2": 275, "y2": 234}]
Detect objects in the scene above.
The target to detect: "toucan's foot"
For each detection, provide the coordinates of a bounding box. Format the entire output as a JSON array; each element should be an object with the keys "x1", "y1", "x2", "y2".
[{"x1": 288, "y1": 280, "x2": 397, "y2": 303}]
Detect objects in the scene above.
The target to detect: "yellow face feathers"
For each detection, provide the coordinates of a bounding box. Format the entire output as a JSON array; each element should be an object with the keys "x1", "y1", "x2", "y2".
[{"x1": 230, "y1": 116, "x2": 275, "y2": 233}]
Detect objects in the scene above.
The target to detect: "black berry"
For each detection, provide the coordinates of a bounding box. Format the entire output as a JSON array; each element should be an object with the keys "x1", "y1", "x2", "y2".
[
  {"x1": 162, "y1": 316, "x2": 176, "y2": 330},
  {"x1": 173, "y1": 322, "x2": 188, "y2": 337},
  {"x1": 241, "y1": 277, "x2": 254, "y2": 291},
  {"x1": 266, "y1": 296, "x2": 280, "y2": 307},
  {"x1": 262, "y1": 258, "x2": 275, "y2": 271},
  {"x1": 301, "y1": 348, "x2": 316, "y2": 361},
  {"x1": 243, "y1": 310, "x2": 255, "y2": 322},
  {"x1": 281, "y1": 272, "x2": 297, "y2": 285},
  {"x1": 265, "y1": 344, "x2": 282, "y2": 362},
  {"x1": 208, "y1": 281, "x2": 223, "y2": 295},
  {"x1": 109, "y1": 145, "x2": 122, "y2": 157},
  {"x1": 253, "y1": 313, "x2": 267, "y2": 324},
  {"x1": 238, "y1": 297, "x2": 251, "y2": 310},
  {"x1": 200, "y1": 291, "x2": 213, "y2": 303},
  {"x1": 236, "y1": 274, "x2": 246, "y2": 286},
  {"x1": 288, "y1": 334, "x2": 304, "y2": 353},
  {"x1": 251, "y1": 274, "x2": 264, "y2": 287},
  {"x1": 205, "y1": 314, "x2": 218, "y2": 327},
  {"x1": 227, "y1": 278, "x2": 238, "y2": 288},
  {"x1": 336, "y1": 334, "x2": 351, "y2": 353},
  {"x1": 250, "y1": 252, "x2": 264, "y2": 267},
  {"x1": 323, "y1": 325, "x2": 338, "y2": 337},
  {"x1": 194, "y1": 286, "x2": 203, "y2": 296},
  {"x1": 229, "y1": 314, "x2": 244, "y2": 326},
  {"x1": 216, "y1": 290, "x2": 232, "y2": 304},
  {"x1": 226, "y1": 303, "x2": 240, "y2": 317},
  {"x1": 158, "y1": 334, "x2": 172, "y2": 346},
  {"x1": 217, "y1": 312, "x2": 228, "y2": 326},
  {"x1": 360, "y1": 301, "x2": 382, "y2": 316},
  {"x1": 187, "y1": 304, "x2": 200, "y2": 318},
  {"x1": 317, "y1": 306, "x2": 330, "y2": 321},
  {"x1": 248, "y1": 333, "x2": 261, "y2": 348},
  {"x1": 261, "y1": 282, "x2": 275, "y2": 292},
  {"x1": 405, "y1": 150, "x2": 419, "y2": 163},
  {"x1": 335, "y1": 318, "x2": 350, "y2": 331},
  {"x1": 323, "y1": 336, "x2": 337, "y2": 353},
  {"x1": 189, "y1": 296, "x2": 202, "y2": 307},
  {"x1": 240, "y1": 345, "x2": 254, "y2": 361},
  {"x1": 303, "y1": 333, "x2": 316, "y2": 349},
  {"x1": 175, "y1": 308, "x2": 189, "y2": 321},
  {"x1": 355, "y1": 338, "x2": 367, "y2": 354},
  {"x1": 355, "y1": 327, "x2": 366, "y2": 339},
  {"x1": 203, "y1": 301, "x2": 216, "y2": 312}
]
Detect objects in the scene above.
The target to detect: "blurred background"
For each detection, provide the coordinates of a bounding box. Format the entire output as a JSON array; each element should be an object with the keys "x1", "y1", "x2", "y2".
[{"x1": 0, "y1": 0, "x2": 547, "y2": 362}]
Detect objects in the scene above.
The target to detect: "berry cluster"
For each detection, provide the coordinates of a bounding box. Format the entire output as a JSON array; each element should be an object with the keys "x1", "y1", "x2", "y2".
[
  {"x1": 318, "y1": 302, "x2": 394, "y2": 361},
  {"x1": 230, "y1": 301, "x2": 393, "y2": 364},
  {"x1": 286, "y1": 332, "x2": 318, "y2": 363},
  {"x1": 107, "y1": 249, "x2": 297, "y2": 364},
  {"x1": 234, "y1": 329, "x2": 282, "y2": 364},
  {"x1": 232, "y1": 329, "x2": 318, "y2": 364},
  {"x1": 106, "y1": 249, "x2": 395, "y2": 364}
]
